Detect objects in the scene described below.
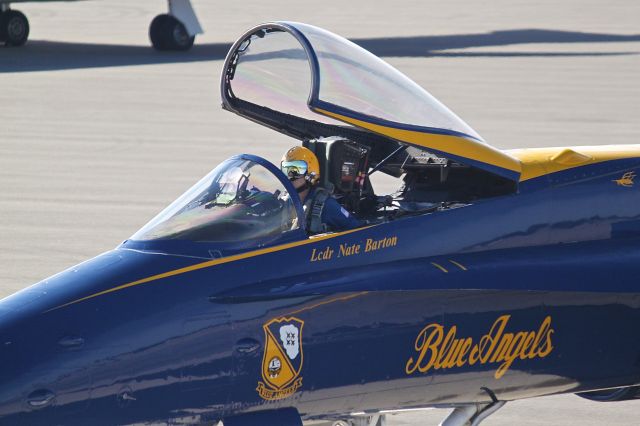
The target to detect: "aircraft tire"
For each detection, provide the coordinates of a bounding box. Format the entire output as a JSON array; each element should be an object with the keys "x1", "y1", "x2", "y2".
[
  {"x1": 149, "y1": 14, "x2": 171, "y2": 50},
  {"x1": 0, "y1": 10, "x2": 29, "y2": 47},
  {"x1": 149, "y1": 14, "x2": 194, "y2": 51}
]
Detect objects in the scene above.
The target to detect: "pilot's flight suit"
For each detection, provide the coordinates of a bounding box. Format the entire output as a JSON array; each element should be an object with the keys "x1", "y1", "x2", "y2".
[{"x1": 304, "y1": 187, "x2": 363, "y2": 232}]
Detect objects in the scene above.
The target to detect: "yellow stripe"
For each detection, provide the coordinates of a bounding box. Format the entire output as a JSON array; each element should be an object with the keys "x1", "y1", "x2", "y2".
[
  {"x1": 508, "y1": 145, "x2": 640, "y2": 181},
  {"x1": 47, "y1": 227, "x2": 370, "y2": 312},
  {"x1": 430, "y1": 262, "x2": 448, "y2": 273},
  {"x1": 287, "y1": 292, "x2": 370, "y2": 316},
  {"x1": 449, "y1": 260, "x2": 467, "y2": 271},
  {"x1": 314, "y1": 108, "x2": 522, "y2": 175}
]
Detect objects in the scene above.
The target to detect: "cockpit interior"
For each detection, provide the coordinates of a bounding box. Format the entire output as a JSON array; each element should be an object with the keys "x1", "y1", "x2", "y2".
[{"x1": 305, "y1": 136, "x2": 516, "y2": 227}]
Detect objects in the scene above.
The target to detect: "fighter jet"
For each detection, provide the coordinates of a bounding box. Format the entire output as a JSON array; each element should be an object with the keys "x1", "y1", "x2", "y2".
[{"x1": 1, "y1": 21, "x2": 640, "y2": 426}]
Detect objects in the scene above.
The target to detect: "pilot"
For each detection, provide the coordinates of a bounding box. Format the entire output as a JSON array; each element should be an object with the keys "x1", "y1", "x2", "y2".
[{"x1": 281, "y1": 146, "x2": 362, "y2": 234}]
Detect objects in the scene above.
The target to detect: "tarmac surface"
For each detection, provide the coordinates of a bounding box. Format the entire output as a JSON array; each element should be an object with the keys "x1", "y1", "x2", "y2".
[{"x1": 1, "y1": 0, "x2": 639, "y2": 424}]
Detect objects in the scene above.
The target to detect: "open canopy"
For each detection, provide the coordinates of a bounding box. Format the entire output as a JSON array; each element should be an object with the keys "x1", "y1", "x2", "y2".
[{"x1": 221, "y1": 22, "x2": 521, "y2": 181}]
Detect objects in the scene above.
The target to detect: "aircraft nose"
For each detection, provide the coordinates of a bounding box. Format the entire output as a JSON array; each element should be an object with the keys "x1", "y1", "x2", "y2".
[
  {"x1": 0, "y1": 295, "x2": 95, "y2": 424},
  {"x1": 0, "y1": 248, "x2": 192, "y2": 425},
  {"x1": 0, "y1": 256, "x2": 125, "y2": 423}
]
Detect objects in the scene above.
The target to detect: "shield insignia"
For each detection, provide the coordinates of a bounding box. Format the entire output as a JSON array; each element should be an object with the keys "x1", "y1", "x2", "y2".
[{"x1": 256, "y1": 316, "x2": 304, "y2": 400}]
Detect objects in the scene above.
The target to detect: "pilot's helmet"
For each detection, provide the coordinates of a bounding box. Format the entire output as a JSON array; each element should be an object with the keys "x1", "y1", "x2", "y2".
[{"x1": 281, "y1": 146, "x2": 320, "y2": 185}]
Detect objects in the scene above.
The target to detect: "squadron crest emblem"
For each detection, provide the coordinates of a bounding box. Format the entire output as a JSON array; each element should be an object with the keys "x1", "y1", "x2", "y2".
[{"x1": 256, "y1": 317, "x2": 304, "y2": 400}]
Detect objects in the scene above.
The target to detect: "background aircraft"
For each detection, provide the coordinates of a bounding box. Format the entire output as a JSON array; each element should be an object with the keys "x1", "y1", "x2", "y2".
[{"x1": 0, "y1": 0, "x2": 202, "y2": 49}]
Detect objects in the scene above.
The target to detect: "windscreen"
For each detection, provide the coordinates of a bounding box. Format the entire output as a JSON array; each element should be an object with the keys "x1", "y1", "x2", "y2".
[{"x1": 131, "y1": 158, "x2": 299, "y2": 243}]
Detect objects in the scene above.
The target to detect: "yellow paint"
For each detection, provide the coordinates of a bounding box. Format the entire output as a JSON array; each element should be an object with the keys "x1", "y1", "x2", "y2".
[
  {"x1": 262, "y1": 330, "x2": 297, "y2": 389},
  {"x1": 406, "y1": 315, "x2": 554, "y2": 380},
  {"x1": 287, "y1": 292, "x2": 370, "y2": 316},
  {"x1": 310, "y1": 246, "x2": 334, "y2": 262},
  {"x1": 550, "y1": 149, "x2": 592, "y2": 166},
  {"x1": 47, "y1": 227, "x2": 369, "y2": 312},
  {"x1": 364, "y1": 236, "x2": 398, "y2": 252},
  {"x1": 257, "y1": 316, "x2": 304, "y2": 400},
  {"x1": 430, "y1": 262, "x2": 448, "y2": 273},
  {"x1": 448, "y1": 260, "x2": 467, "y2": 271},
  {"x1": 338, "y1": 242, "x2": 361, "y2": 257},
  {"x1": 314, "y1": 108, "x2": 522, "y2": 175},
  {"x1": 312, "y1": 235, "x2": 398, "y2": 262},
  {"x1": 613, "y1": 171, "x2": 635, "y2": 187},
  {"x1": 508, "y1": 145, "x2": 640, "y2": 181}
]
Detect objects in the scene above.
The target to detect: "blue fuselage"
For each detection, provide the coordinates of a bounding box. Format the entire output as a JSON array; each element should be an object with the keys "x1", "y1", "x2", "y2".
[{"x1": 1, "y1": 159, "x2": 640, "y2": 425}]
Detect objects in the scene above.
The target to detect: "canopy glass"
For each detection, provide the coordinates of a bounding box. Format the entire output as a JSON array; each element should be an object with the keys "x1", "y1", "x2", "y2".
[{"x1": 221, "y1": 22, "x2": 521, "y2": 181}]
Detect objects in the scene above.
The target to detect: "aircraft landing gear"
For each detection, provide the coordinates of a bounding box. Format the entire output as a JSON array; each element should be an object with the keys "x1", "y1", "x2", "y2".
[
  {"x1": 149, "y1": 0, "x2": 202, "y2": 51},
  {"x1": 324, "y1": 414, "x2": 387, "y2": 426},
  {"x1": 440, "y1": 401, "x2": 506, "y2": 426},
  {"x1": 0, "y1": 7, "x2": 30, "y2": 47},
  {"x1": 330, "y1": 415, "x2": 386, "y2": 426}
]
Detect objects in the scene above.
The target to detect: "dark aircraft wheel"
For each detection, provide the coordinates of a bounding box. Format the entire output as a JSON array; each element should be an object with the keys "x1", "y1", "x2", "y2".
[
  {"x1": 149, "y1": 14, "x2": 170, "y2": 50},
  {"x1": 0, "y1": 10, "x2": 30, "y2": 47},
  {"x1": 149, "y1": 14, "x2": 195, "y2": 51}
]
